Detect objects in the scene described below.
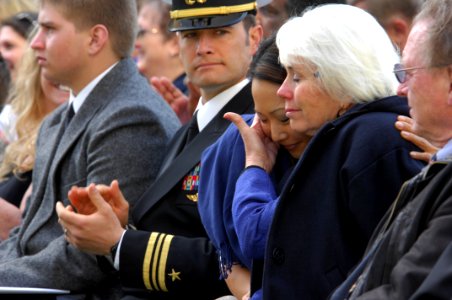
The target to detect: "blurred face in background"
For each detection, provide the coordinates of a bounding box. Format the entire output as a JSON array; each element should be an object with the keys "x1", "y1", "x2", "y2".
[
  {"x1": 0, "y1": 25, "x2": 28, "y2": 80},
  {"x1": 256, "y1": 0, "x2": 289, "y2": 38},
  {"x1": 40, "y1": 71, "x2": 69, "y2": 113},
  {"x1": 135, "y1": 2, "x2": 179, "y2": 78}
]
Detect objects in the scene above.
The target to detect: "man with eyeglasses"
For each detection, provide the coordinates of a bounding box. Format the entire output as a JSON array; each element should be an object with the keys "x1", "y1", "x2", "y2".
[{"x1": 330, "y1": 0, "x2": 452, "y2": 299}]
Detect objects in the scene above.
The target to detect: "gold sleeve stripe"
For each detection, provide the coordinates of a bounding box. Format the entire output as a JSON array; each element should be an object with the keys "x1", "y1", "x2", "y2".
[
  {"x1": 143, "y1": 232, "x2": 159, "y2": 290},
  {"x1": 170, "y1": 3, "x2": 257, "y2": 19},
  {"x1": 142, "y1": 232, "x2": 175, "y2": 292},
  {"x1": 158, "y1": 234, "x2": 174, "y2": 292},
  {"x1": 151, "y1": 234, "x2": 165, "y2": 290}
]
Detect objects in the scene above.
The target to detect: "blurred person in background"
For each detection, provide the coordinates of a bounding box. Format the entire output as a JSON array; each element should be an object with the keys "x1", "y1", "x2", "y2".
[
  {"x1": 0, "y1": 55, "x2": 9, "y2": 110},
  {"x1": 136, "y1": 0, "x2": 187, "y2": 95},
  {"x1": 0, "y1": 11, "x2": 37, "y2": 82},
  {"x1": 257, "y1": 0, "x2": 345, "y2": 38},
  {"x1": 0, "y1": 0, "x2": 37, "y2": 112},
  {"x1": 347, "y1": 0, "x2": 424, "y2": 51},
  {"x1": 0, "y1": 44, "x2": 69, "y2": 241},
  {"x1": 137, "y1": 0, "x2": 194, "y2": 124},
  {"x1": 0, "y1": 12, "x2": 38, "y2": 149},
  {"x1": 0, "y1": 0, "x2": 37, "y2": 22}
]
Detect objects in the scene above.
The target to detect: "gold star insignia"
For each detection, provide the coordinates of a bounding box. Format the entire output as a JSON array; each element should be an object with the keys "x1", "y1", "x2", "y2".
[{"x1": 168, "y1": 269, "x2": 181, "y2": 282}]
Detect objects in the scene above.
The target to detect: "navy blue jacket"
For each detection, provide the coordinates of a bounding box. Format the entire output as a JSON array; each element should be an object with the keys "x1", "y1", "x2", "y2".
[{"x1": 261, "y1": 96, "x2": 425, "y2": 299}]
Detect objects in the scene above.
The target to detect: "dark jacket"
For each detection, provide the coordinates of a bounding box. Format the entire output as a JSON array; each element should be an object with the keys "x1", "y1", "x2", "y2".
[
  {"x1": 341, "y1": 161, "x2": 452, "y2": 299},
  {"x1": 410, "y1": 217, "x2": 452, "y2": 300},
  {"x1": 261, "y1": 96, "x2": 425, "y2": 299}
]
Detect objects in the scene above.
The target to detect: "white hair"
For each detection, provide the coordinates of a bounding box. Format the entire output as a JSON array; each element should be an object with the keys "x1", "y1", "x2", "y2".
[{"x1": 276, "y1": 4, "x2": 400, "y2": 103}]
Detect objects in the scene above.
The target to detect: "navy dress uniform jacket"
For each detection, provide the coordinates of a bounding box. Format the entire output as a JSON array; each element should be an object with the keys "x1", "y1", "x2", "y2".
[
  {"x1": 120, "y1": 83, "x2": 254, "y2": 300},
  {"x1": 260, "y1": 96, "x2": 425, "y2": 300}
]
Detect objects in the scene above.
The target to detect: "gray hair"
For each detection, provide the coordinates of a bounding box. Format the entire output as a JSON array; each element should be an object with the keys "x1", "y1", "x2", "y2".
[
  {"x1": 414, "y1": 0, "x2": 452, "y2": 67},
  {"x1": 277, "y1": 4, "x2": 400, "y2": 104}
]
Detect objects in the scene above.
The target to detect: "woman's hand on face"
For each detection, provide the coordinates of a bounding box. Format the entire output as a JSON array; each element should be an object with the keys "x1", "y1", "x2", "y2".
[
  {"x1": 395, "y1": 115, "x2": 439, "y2": 163},
  {"x1": 224, "y1": 112, "x2": 279, "y2": 173}
]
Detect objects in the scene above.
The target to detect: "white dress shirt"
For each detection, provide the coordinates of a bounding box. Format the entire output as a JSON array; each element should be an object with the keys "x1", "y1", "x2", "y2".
[{"x1": 68, "y1": 62, "x2": 118, "y2": 113}]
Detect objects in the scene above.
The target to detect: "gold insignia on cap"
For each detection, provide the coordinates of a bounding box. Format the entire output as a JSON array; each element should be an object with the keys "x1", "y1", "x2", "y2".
[
  {"x1": 185, "y1": 0, "x2": 207, "y2": 4},
  {"x1": 186, "y1": 193, "x2": 198, "y2": 202},
  {"x1": 168, "y1": 269, "x2": 181, "y2": 282},
  {"x1": 171, "y1": 2, "x2": 257, "y2": 19}
]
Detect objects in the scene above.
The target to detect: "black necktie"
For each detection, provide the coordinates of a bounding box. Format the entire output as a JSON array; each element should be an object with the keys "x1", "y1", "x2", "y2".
[
  {"x1": 62, "y1": 103, "x2": 75, "y2": 132},
  {"x1": 184, "y1": 111, "x2": 199, "y2": 147}
]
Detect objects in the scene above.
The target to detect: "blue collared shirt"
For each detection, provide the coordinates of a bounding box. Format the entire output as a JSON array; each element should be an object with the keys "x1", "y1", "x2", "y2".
[{"x1": 435, "y1": 139, "x2": 452, "y2": 162}]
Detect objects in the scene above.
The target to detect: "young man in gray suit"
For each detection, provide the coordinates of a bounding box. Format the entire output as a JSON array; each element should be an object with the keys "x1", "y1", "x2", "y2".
[
  {"x1": 57, "y1": 0, "x2": 263, "y2": 298},
  {"x1": 0, "y1": 0, "x2": 180, "y2": 296}
]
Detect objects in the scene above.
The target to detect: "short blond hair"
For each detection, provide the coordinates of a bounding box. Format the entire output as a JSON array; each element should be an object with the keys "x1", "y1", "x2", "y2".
[{"x1": 39, "y1": 0, "x2": 138, "y2": 58}]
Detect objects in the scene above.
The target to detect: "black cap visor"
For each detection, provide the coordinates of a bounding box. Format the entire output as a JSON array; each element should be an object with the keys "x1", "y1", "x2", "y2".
[{"x1": 169, "y1": 12, "x2": 249, "y2": 31}]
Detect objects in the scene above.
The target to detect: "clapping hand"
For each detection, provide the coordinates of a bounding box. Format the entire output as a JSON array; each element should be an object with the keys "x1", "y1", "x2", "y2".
[{"x1": 56, "y1": 181, "x2": 128, "y2": 255}]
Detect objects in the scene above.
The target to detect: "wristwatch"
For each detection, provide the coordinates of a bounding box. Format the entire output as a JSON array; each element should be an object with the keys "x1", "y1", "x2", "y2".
[{"x1": 110, "y1": 224, "x2": 136, "y2": 258}]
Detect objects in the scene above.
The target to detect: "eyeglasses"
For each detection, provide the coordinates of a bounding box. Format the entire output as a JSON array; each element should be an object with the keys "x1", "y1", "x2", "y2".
[
  {"x1": 393, "y1": 63, "x2": 450, "y2": 84},
  {"x1": 393, "y1": 63, "x2": 428, "y2": 83},
  {"x1": 137, "y1": 27, "x2": 159, "y2": 38}
]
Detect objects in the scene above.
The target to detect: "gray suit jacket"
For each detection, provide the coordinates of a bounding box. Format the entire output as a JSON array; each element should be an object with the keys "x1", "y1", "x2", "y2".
[{"x1": 0, "y1": 58, "x2": 180, "y2": 292}]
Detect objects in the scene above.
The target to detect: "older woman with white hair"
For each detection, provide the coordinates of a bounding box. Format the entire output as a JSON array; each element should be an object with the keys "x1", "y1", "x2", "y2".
[{"x1": 225, "y1": 4, "x2": 425, "y2": 299}]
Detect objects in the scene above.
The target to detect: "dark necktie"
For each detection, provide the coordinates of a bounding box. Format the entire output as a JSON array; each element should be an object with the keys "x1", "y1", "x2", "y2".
[
  {"x1": 184, "y1": 111, "x2": 199, "y2": 147},
  {"x1": 62, "y1": 103, "x2": 75, "y2": 132}
]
